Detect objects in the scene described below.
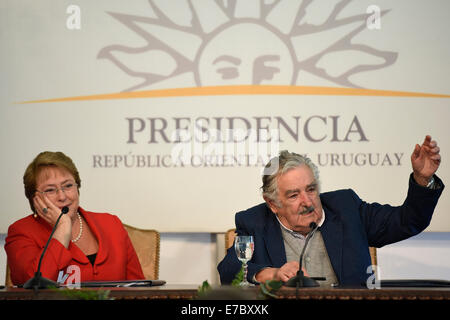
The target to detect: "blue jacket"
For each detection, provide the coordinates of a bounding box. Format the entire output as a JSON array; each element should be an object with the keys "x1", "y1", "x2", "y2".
[{"x1": 217, "y1": 174, "x2": 444, "y2": 287}]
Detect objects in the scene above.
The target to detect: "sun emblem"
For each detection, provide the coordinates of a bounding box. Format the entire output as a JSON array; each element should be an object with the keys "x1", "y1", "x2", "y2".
[{"x1": 98, "y1": 0, "x2": 397, "y2": 92}]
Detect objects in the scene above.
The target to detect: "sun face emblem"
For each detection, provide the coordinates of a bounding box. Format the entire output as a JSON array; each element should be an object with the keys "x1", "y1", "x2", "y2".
[{"x1": 98, "y1": 0, "x2": 397, "y2": 92}]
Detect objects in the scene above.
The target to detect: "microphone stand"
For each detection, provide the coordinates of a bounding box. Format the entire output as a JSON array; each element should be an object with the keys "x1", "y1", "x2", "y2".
[
  {"x1": 23, "y1": 206, "x2": 69, "y2": 291},
  {"x1": 284, "y1": 222, "x2": 320, "y2": 288}
]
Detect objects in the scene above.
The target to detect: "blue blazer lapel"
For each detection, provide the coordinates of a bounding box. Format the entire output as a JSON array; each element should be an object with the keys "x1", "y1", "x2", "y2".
[
  {"x1": 320, "y1": 205, "x2": 344, "y2": 282},
  {"x1": 263, "y1": 212, "x2": 287, "y2": 267}
]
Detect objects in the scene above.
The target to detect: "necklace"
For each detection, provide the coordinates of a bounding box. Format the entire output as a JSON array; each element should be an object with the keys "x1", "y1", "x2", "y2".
[{"x1": 71, "y1": 212, "x2": 83, "y2": 243}]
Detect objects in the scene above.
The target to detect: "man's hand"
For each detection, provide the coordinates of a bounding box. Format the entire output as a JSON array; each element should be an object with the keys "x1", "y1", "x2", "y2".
[
  {"x1": 255, "y1": 261, "x2": 309, "y2": 283},
  {"x1": 411, "y1": 135, "x2": 441, "y2": 186}
]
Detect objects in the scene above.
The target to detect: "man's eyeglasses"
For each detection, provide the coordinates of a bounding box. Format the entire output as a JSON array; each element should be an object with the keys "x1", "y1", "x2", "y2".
[{"x1": 37, "y1": 182, "x2": 78, "y2": 197}]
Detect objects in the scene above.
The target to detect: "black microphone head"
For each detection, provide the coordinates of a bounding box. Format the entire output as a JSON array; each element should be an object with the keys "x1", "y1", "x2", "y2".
[
  {"x1": 309, "y1": 222, "x2": 317, "y2": 229},
  {"x1": 61, "y1": 206, "x2": 69, "y2": 214}
]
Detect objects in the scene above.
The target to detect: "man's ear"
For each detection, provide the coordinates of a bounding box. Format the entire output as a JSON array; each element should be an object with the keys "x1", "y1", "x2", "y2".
[{"x1": 263, "y1": 196, "x2": 278, "y2": 214}]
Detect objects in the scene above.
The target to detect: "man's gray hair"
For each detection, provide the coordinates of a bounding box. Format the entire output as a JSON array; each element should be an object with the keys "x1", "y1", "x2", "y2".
[{"x1": 261, "y1": 150, "x2": 320, "y2": 207}]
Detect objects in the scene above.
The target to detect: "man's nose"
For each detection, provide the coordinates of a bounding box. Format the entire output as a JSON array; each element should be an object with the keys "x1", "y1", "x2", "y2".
[{"x1": 299, "y1": 191, "x2": 313, "y2": 206}]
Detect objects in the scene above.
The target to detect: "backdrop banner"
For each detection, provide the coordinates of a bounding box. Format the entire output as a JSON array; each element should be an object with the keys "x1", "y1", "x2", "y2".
[{"x1": 1, "y1": 0, "x2": 449, "y2": 232}]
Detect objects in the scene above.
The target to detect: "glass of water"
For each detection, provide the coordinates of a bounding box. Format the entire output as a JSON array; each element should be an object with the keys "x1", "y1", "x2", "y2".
[{"x1": 234, "y1": 235, "x2": 254, "y2": 286}]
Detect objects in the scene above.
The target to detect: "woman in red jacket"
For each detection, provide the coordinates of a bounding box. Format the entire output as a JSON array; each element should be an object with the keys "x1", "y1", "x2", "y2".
[{"x1": 5, "y1": 151, "x2": 144, "y2": 286}]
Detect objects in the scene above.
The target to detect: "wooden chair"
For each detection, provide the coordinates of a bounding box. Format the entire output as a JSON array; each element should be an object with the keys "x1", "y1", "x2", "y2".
[
  {"x1": 225, "y1": 228, "x2": 237, "y2": 252},
  {"x1": 225, "y1": 228, "x2": 378, "y2": 266},
  {"x1": 5, "y1": 263, "x2": 12, "y2": 287},
  {"x1": 369, "y1": 247, "x2": 378, "y2": 267},
  {"x1": 5, "y1": 225, "x2": 161, "y2": 286},
  {"x1": 123, "y1": 224, "x2": 160, "y2": 280}
]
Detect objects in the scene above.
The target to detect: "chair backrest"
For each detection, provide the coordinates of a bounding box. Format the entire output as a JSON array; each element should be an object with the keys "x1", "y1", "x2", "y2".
[
  {"x1": 123, "y1": 224, "x2": 160, "y2": 280},
  {"x1": 5, "y1": 262, "x2": 12, "y2": 287},
  {"x1": 369, "y1": 246, "x2": 377, "y2": 267},
  {"x1": 225, "y1": 228, "x2": 237, "y2": 251},
  {"x1": 224, "y1": 228, "x2": 378, "y2": 266}
]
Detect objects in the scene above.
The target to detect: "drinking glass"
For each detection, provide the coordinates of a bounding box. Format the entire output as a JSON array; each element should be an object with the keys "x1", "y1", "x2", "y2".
[{"x1": 234, "y1": 235, "x2": 254, "y2": 286}]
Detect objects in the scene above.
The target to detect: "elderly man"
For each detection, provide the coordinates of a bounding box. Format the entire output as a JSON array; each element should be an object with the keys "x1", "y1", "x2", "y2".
[{"x1": 217, "y1": 136, "x2": 444, "y2": 287}]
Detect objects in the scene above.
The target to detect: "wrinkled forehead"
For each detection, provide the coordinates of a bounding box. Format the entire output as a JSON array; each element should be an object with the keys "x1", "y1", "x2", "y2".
[{"x1": 277, "y1": 165, "x2": 316, "y2": 191}]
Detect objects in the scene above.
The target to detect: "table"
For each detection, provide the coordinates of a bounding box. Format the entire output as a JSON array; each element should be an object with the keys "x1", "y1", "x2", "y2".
[
  {"x1": 1, "y1": 285, "x2": 449, "y2": 317},
  {"x1": 1, "y1": 284, "x2": 449, "y2": 300},
  {"x1": 0, "y1": 284, "x2": 199, "y2": 300}
]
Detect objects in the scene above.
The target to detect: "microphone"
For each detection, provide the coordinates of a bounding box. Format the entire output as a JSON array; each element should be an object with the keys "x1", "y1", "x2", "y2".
[
  {"x1": 284, "y1": 221, "x2": 320, "y2": 288},
  {"x1": 23, "y1": 206, "x2": 69, "y2": 290}
]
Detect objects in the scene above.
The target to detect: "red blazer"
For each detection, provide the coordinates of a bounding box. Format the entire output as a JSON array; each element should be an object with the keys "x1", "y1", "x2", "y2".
[{"x1": 5, "y1": 207, "x2": 145, "y2": 286}]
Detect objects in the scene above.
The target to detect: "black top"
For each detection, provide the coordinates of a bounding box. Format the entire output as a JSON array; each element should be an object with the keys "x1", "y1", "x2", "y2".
[{"x1": 86, "y1": 253, "x2": 97, "y2": 265}]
